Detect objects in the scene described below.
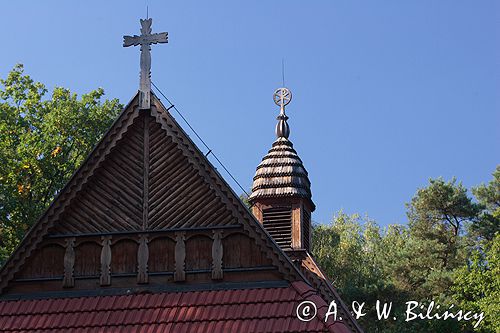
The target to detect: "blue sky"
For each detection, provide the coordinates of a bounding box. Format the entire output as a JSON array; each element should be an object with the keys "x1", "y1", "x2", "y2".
[{"x1": 1, "y1": 1, "x2": 498, "y2": 226}]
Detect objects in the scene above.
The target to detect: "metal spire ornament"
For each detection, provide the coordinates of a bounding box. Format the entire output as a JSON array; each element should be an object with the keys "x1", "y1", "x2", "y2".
[
  {"x1": 273, "y1": 87, "x2": 292, "y2": 139},
  {"x1": 123, "y1": 18, "x2": 168, "y2": 109}
]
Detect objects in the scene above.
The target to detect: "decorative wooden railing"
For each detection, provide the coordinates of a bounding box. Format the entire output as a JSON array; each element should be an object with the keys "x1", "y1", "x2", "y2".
[{"x1": 10, "y1": 225, "x2": 277, "y2": 291}]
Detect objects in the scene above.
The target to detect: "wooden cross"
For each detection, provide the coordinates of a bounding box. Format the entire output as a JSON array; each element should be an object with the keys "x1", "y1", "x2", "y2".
[{"x1": 124, "y1": 18, "x2": 168, "y2": 109}]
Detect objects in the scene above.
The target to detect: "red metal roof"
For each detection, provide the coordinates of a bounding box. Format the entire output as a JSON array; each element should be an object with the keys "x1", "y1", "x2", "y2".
[{"x1": 0, "y1": 282, "x2": 350, "y2": 333}]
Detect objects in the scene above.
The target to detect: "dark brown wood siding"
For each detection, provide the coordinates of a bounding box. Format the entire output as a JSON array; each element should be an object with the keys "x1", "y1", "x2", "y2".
[
  {"x1": 74, "y1": 241, "x2": 101, "y2": 277},
  {"x1": 148, "y1": 237, "x2": 175, "y2": 272}
]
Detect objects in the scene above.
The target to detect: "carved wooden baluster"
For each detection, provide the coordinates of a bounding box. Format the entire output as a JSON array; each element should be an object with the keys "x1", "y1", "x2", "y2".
[
  {"x1": 100, "y1": 236, "x2": 112, "y2": 286},
  {"x1": 212, "y1": 231, "x2": 223, "y2": 280},
  {"x1": 137, "y1": 234, "x2": 149, "y2": 284},
  {"x1": 63, "y1": 237, "x2": 76, "y2": 288},
  {"x1": 174, "y1": 232, "x2": 186, "y2": 282}
]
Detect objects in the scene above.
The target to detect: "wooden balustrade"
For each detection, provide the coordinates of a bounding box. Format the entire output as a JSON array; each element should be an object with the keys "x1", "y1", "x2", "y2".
[{"x1": 56, "y1": 228, "x2": 230, "y2": 288}]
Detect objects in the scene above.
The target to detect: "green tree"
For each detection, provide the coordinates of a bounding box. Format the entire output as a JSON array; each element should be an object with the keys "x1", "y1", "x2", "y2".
[
  {"x1": 312, "y1": 212, "x2": 399, "y2": 332},
  {"x1": 404, "y1": 178, "x2": 481, "y2": 294},
  {"x1": 311, "y1": 176, "x2": 495, "y2": 332},
  {"x1": 408, "y1": 178, "x2": 481, "y2": 238},
  {"x1": 471, "y1": 166, "x2": 500, "y2": 242},
  {"x1": 453, "y1": 234, "x2": 500, "y2": 332},
  {"x1": 0, "y1": 64, "x2": 122, "y2": 264},
  {"x1": 449, "y1": 166, "x2": 500, "y2": 332},
  {"x1": 374, "y1": 179, "x2": 482, "y2": 332},
  {"x1": 375, "y1": 178, "x2": 481, "y2": 333},
  {"x1": 313, "y1": 212, "x2": 381, "y2": 299}
]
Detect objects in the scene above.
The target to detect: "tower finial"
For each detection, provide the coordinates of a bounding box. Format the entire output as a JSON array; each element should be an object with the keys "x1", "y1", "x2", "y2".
[{"x1": 273, "y1": 87, "x2": 292, "y2": 139}]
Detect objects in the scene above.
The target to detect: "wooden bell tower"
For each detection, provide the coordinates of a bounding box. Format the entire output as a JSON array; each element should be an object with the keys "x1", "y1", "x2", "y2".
[{"x1": 249, "y1": 87, "x2": 315, "y2": 252}]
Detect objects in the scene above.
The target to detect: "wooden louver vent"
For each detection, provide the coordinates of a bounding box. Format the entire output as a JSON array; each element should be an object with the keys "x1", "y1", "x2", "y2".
[
  {"x1": 302, "y1": 209, "x2": 311, "y2": 251},
  {"x1": 263, "y1": 207, "x2": 292, "y2": 249}
]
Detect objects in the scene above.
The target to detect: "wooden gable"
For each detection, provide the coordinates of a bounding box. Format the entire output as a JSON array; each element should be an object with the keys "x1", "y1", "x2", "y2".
[
  {"x1": 52, "y1": 105, "x2": 237, "y2": 234},
  {"x1": 0, "y1": 93, "x2": 306, "y2": 296}
]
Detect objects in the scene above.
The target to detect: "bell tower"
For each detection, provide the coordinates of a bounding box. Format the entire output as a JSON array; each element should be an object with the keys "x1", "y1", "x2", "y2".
[{"x1": 249, "y1": 87, "x2": 315, "y2": 252}]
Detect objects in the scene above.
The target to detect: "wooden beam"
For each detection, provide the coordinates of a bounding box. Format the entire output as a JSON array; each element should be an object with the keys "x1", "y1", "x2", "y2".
[
  {"x1": 47, "y1": 225, "x2": 242, "y2": 239},
  {"x1": 251, "y1": 204, "x2": 263, "y2": 224},
  {"x1": 137, "y1": 234, "x2": 149, "y2": 284},
  {"x1": 211, "y1": 230, "x2": 223, "y2": 280},
  {"x1": 174, "y1": 232, "x2": 185, "y2": 282},
  {"x1": 291, "y1": 202, "x2": 302, "y2": 249},
  {"x1": 143, "y1": 113, "x2": 150, "y2": 230},
  {"x1": 100, "y1": 236, "x2": 112, "y2": 286},
  {"x1": 62, "y1": 238, "x2": 75, "y2": 288}
]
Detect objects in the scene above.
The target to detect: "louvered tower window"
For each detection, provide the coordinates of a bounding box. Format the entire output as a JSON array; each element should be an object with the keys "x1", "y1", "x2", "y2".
[
  {"x1": 263, "y1": 207, "x2": 292, "y2": 249},
  {"x1": 302, "y1": 210, "x2": 311, "y2": 251}
]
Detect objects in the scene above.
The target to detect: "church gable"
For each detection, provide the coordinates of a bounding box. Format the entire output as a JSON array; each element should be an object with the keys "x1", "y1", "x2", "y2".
[
  {"x1": 51, "y1": 108, "x2": 237, "y2": 235},
  {"x1": 0, "y1": 94, "x2": 304, "y2": 297}
]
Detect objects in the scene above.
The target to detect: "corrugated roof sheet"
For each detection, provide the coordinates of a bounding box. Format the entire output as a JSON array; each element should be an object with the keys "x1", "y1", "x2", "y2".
[{"x1": 0, "y1": 282, "x2": 350, "y2": 333}]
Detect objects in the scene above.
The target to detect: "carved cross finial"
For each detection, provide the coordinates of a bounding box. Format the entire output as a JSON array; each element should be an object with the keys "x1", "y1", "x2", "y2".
[
  {"x1": 124, "y1": 18, "x2": 168, "y2": 109},
  {"x1": 273, "y1": 87, "x2": 292, "y2": 116},
  {"x1": 273, "y1": 87, "x2": 292, "y2": 139}
]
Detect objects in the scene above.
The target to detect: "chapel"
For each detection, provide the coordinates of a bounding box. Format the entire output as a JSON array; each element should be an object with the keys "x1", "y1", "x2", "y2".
[{"x1": 0, "y1": 18, "x2": 363, "y2": 333}]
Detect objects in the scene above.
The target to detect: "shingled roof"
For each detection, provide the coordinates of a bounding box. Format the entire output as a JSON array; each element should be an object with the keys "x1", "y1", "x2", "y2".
[{"x1": 249, "y1": 137, "x2": 314, "y2": 210}]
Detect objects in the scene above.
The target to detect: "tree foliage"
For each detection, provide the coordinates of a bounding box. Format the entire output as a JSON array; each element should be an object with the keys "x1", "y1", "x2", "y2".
[
  {"x1": 313, "y1": 171, "x2": 498, "y2": 332},
  {"x1": 471, "y1": 166, "x2": 500, "y2": 241},
  {"x1": 407, "y1": 178, "x2": 481, "y2": 238},
  {"x1": 313, "y1": 213, "x2": 401, "y2": 332},
  {"x1": 313, "y1": 212, "x2": 387, "y2": 300},
  {"x1": 453, "y1": 235, "x2": 500, "y2": 332},
  {"x1": 0, "y1": 64, "x2": 122, "y2": 264},
  {"x1": 402, "y1": 179, "x2": 480, "y2": 298}
]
